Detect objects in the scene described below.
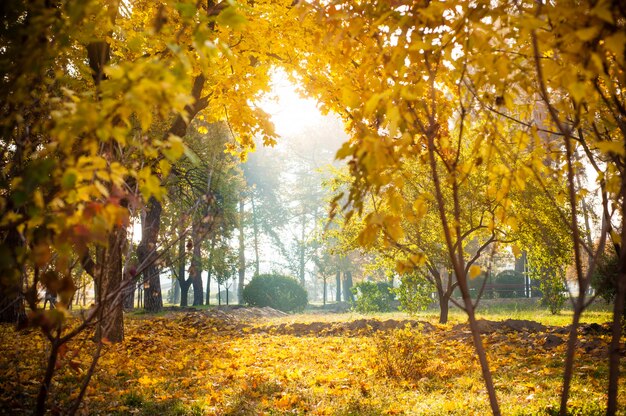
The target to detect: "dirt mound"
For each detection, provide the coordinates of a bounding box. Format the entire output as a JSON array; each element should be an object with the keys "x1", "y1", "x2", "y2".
[
  {"x1": 452, "y1": 319, "x2": 546, "y2": 334},
  {"x1": 176, "y1": 306, "x2": 287, "y2": 331},
  {"x1": 254, "y1": 319, "x2": 435, "y2": 337}
]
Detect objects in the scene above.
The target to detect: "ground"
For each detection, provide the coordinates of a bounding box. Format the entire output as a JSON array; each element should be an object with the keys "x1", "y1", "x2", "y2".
[{"x1": 0, "y1": 301, "x2": 624, "y2": 415}]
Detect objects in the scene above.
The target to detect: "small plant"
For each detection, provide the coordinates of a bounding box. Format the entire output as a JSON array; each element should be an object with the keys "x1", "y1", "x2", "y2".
[
  {"x1": 242, "y1": 274, "x2": 308, "y2": 312},
  {"x1": 591, "y1": 252, "x2": 624, "y2": 321},
  {"x1": 393, "y1": 274, "x2": 432, "y2": 314},
  {"x1": 351, "y1": 281, "x2": 395, "y2": 313},
  {"x1": 540, "y1": 274, "x2": 567, "y2": 315},
  {"x1": 374, "y1": 326, "x2": 436, "y2": 383}
]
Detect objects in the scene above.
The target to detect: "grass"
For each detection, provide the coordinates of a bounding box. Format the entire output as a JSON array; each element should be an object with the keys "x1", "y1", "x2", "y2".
[{"x1": 272, "y1": 297, "x2": 614, "y2": 328}]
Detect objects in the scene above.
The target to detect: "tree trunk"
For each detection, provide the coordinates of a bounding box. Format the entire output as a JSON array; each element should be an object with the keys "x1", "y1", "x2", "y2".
[
  {"x1": 191, "y1": 222, "x2": 204, "y2": 306},
  {"x1": 0, "y1": 229, "x2": 27, "y2": 324},
  {"x1": 299, "y1": 208, "x2": 306, "y2": 287},
  {"x1": 343, "y1": 271, "x2": 353, "y2": 302},
  {"x1": 251, "y1": 196, "x2": 260, "y2": 276},
  {"x1": 179, "y1": 280, "x2": 192, "y2": 307},
  {"x1": 335, "y1": 270, "x2": 341, "y2": 302},
  {"x1": 323, "y1": 277, "x2": 327, "y2": 306},
  {"x1": 607, "y1": 269, "x2": 625, "y2": 415},
  {"x1": 238, "y1": 198, "x2": 245, "y2": 303},
  {"x1": 435, "y1": 283, "x2": 450, "y2": 324},
  {"x1": 607, "y1": 179, "x2": 626, "y2": 415},
  {"x1": 96, "y1": 227, "x2": 125, "y2": 343},
  {"x1": 172, "y1": 277, "x2": 180, "y2": 304},
  {"x1": 137, "y1": 197, "x2": 163, "y2": 313},
  {"x1": 122, "y1": 270, "x2": 134, "y2": 310},
  {"x1": 206, "y1": 237, "x2": 215, "y2": 306}
]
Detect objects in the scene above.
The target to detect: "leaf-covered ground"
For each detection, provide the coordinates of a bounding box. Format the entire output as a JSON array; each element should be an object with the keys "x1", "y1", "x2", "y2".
[{"x1": 0, "y1": 309, "x2": 623, "y2": 415}]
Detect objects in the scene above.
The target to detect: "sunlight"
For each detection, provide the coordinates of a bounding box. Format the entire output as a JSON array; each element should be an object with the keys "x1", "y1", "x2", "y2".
[{"x1": 259, "y1": 70, "x2": 326, "y2": 138}]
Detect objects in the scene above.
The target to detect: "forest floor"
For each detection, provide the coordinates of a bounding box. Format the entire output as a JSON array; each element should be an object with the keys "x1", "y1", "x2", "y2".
[{"x1": 0, "y1": 305, "x2": 624, "y2": 415}]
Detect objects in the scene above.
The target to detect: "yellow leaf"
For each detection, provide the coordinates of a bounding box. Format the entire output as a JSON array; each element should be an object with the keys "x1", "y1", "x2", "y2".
[
  {"x1": 568, "y1": 81, "x2": 586, "y2": 104},
  {"x1": 591, "y1": 0, "x2": 614, "y2": 24},
  {"x1": 576, "y1": 26, "x2": 600, "y2": 42},
  {"x1": 596, "y1": 140, "x2": 625, "y2": 157},
  {"x1": 604, "y1": 32, "x2": 626, "y2": 65},
  {"x1": 469, "y1": 265, "x2": 481, "y2": 279}
]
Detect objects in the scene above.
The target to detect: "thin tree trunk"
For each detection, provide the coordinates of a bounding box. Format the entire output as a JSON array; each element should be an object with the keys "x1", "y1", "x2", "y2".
[
  {"x1": 560, "y1": 305, "x2": 583, "y2": 414},
  {"x1": 299, "y1": 208, "x2": 306, "y2": 287},
  {"x1": 238, "y1": 198, "x2": 245, "y2": 303},
  {"x1": 191, "y1": 222, "x2": 204, "y2": 306},
  {"x1": 206, "y1": 237, "x2": 215, "y2": 306},
  {"x1": 251, "y1": 196, "x2": 260, "y2": 276},
  {"x1": 34, "y1": 339, "x2": 60, "y2": 416},
  {"x1": 426, "y1": 121, "x2": 500, "y2": 415},
  {"x1": 343, "y1": 271, "x2": 353, "y2": 302},
  {"x1": 172, "y1": 277, "x2": 180, "y2": 304},
  {"x1": 323, "y1": 277, "x2": 327, "y2": 306},
  {"x1": 335, "y1": 270, "x2": 341, "y2": 302}
]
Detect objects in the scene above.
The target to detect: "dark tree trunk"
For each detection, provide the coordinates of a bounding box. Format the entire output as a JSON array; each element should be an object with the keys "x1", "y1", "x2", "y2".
[
  {"x1": 335, "y1": 270, "x2": 341, "y2": 302},
  {"x1": 343, "y1": 271, "x2": 353, "y2": 302},
  {"x1": 435, "y1": 285, "x2": 450, "y2": 324},
  {"x1": 190, "y1": 221, "x2": 204, "y2": 306},
  {"x1": 205, "y1": 237, "x2": 215, "y2": 306},
  {"x1": 122, "y1": 270, "x2": 135, "y2": 310},
  {"x1": 177, "y1": 235, "x2": 193, "y2": 308},
  {"x1": 95, "y1": 227, "x2": 125, "y2": 343},
  {"x1": 137, "y1": 197, "x2": 163, "y2": 313},
  {"x1": 238, "y1": 198, "x2": 245, "y2": 303},
  {"x1": 179, "y1": 280, "x2": 192, "y2": 307},
  {"x1": 0, "y1": 223, "x2": 27, "y2": 324}
]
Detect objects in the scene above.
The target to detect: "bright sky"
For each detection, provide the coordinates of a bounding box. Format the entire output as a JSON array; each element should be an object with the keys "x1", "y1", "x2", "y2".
[{"x1": 258, "y1": 70, "x2": 326, "y2": 137}]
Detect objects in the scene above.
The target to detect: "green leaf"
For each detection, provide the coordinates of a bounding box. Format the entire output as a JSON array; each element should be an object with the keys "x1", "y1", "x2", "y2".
[{"x1": 217, "y1": 6, "x2": 247, "y2": 29}]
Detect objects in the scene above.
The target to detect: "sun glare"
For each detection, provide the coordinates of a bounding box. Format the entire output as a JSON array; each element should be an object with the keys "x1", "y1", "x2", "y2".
[{"x1": 259, "y1": 71, "x2": 325, "y2": 137}]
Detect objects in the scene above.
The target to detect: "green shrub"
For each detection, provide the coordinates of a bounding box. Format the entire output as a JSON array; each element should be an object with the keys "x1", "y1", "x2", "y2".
[
  {"x1": 591, "y1": 252, "x2": 624, "y2": 320},
  {"x1": 493, "y1": 270, "x2": 525, "y2": 298},
  {"x1": 393, "y1": 274, "x2": 432, "y2": 314},
  {"x1": 351, "y1": 281, "x2": 395, "y2": 313},
  {"x1": 592, "y1": 252, "x2": 619, "y2": 304},
  {"x1": 539, "y1": 273, "x2": 567, "y2": 315},
  {"x1": 242, "y1": 274, "x2": 307, "y2": 312}
]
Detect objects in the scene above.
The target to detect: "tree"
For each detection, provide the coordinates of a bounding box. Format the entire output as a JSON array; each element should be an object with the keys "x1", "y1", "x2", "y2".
[{"x1": 0, "y1": 0, "x2": 300, "y2": 412}]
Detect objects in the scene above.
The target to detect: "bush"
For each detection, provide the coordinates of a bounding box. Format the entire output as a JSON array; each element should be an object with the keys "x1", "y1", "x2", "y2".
[
  {"x1": 493, "y1": 270, "x2": 525, "y2": 298},
  {"x1": 242, "y1": 274, "x2": 308, "y2": 312},
  {"x1": 393, "y1": 274, "x2": 432, "y2": 314},
  {"x1": 351, "y1": 281, "x2": 395, "y2": 313},
  {"x1": 592, "y1": 252, "x2": 619, "y2": 304},
  {"x1": 539, "y1": 273, "x2": 567, "y2": 315},
  {"x1": 591, "y1": 252, "x2": 624, "y2": 319}
]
